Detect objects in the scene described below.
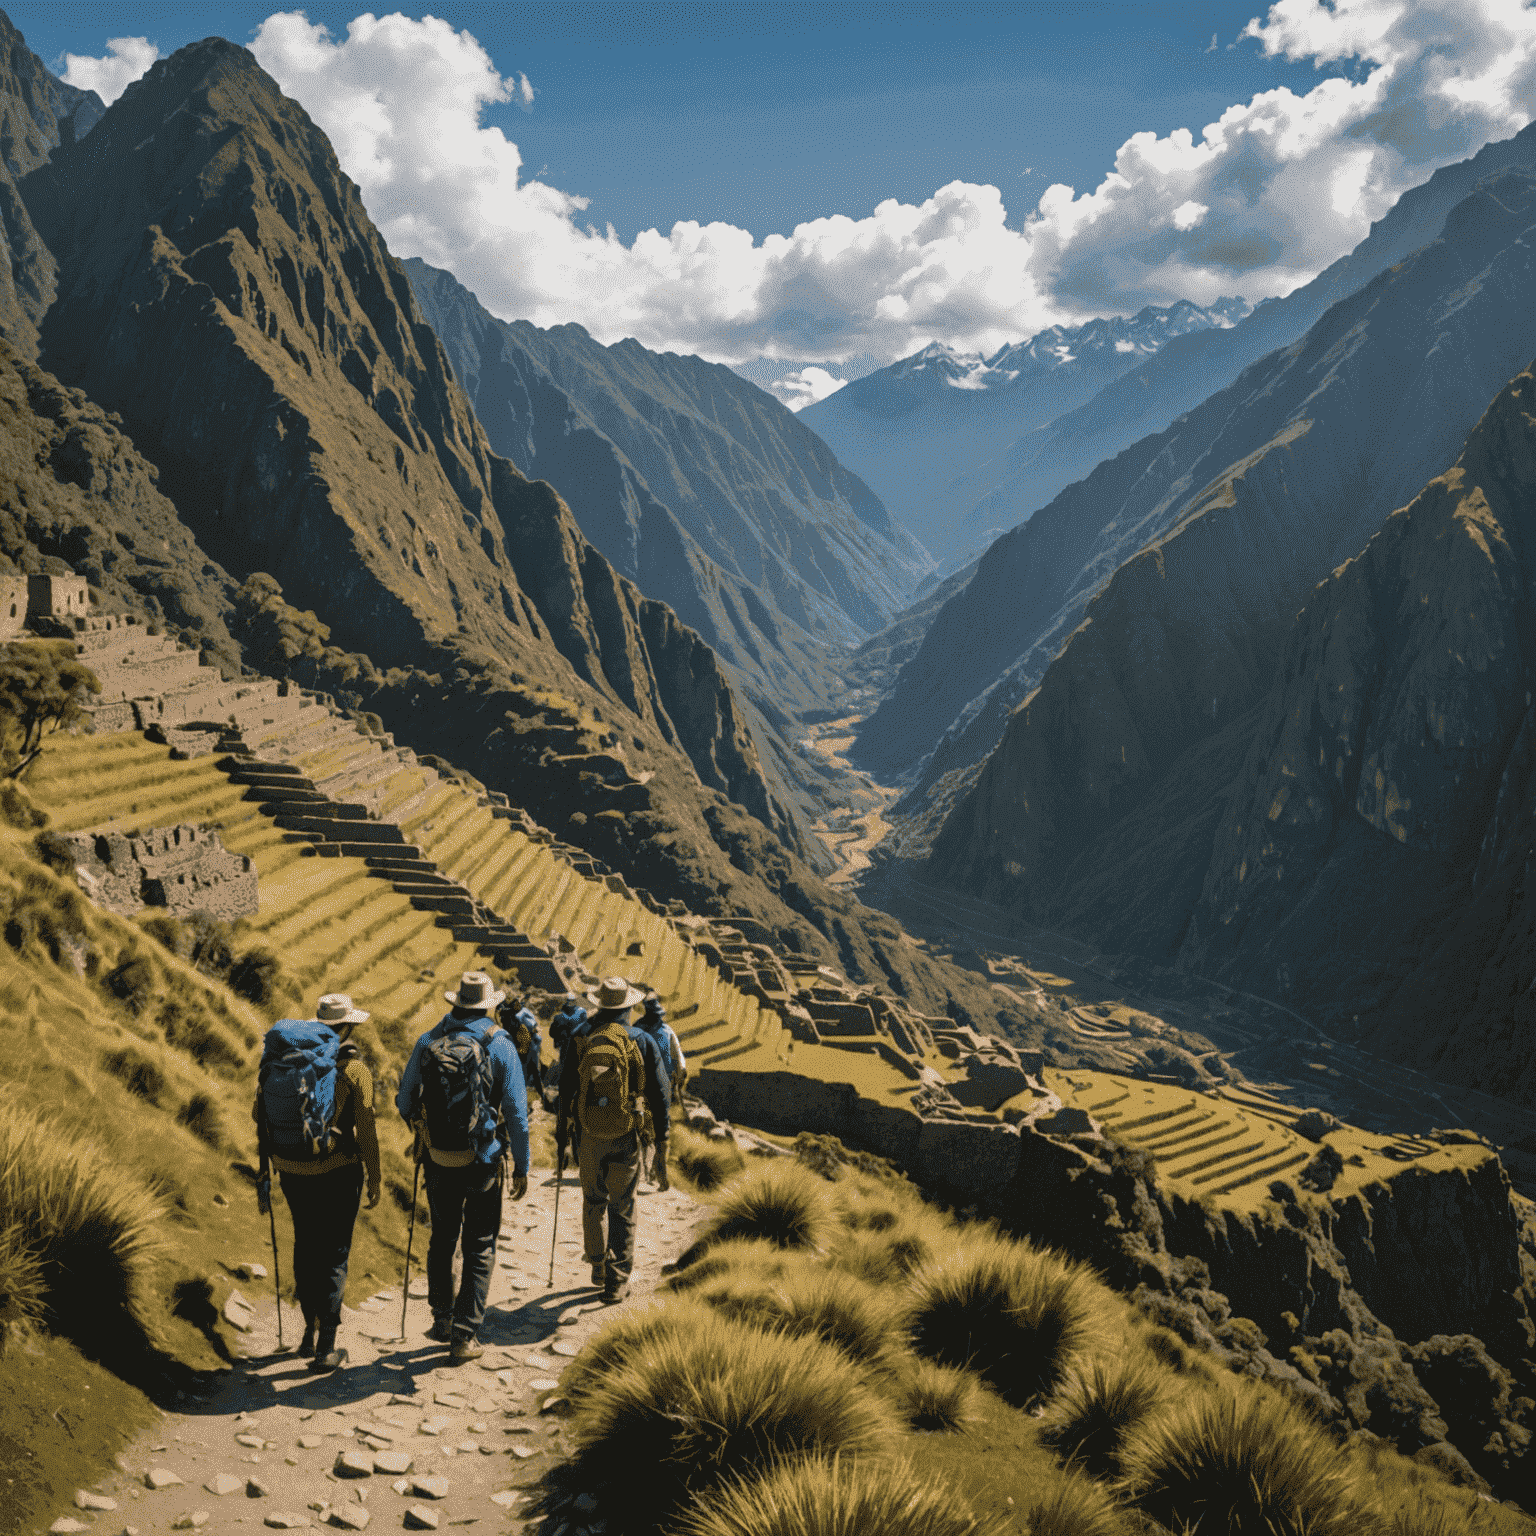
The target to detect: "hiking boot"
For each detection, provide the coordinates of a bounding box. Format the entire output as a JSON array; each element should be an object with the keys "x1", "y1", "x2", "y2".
[
  {"x1": 426, "y1": 1314, "x2": 452, "y2": 1344},
  {"x1": 449, "y1": 1337, "x2": 485, "y2": 1364},
  {"x1": 601, "y1": 1278, "x2": 630, "y2": 1306},
  {"x1": 308, "y1": 1327, "x2": 347, "y2": 1373},
  {"x1": 588, "y1": 1259, "x2": 606, "y2": 1288},
  {"x1": 298, "y1": 1320, "x2": 316, "y2": 1359}
]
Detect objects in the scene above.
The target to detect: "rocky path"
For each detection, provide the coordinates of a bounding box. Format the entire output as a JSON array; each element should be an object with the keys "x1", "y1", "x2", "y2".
[{"x1": 51, "y1": 1171, "x2": 702, "y2": 1536}]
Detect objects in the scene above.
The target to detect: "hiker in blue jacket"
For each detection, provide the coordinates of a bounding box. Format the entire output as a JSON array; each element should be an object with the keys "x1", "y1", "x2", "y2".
[{"x1": 396, "y1": 971, "x2": 529, "y2": 1363}]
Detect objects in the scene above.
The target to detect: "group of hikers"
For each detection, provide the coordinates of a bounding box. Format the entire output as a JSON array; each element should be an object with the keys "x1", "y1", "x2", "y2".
[{"x1": 252, "y1": 970, "x2": 687, "y2": 1372}]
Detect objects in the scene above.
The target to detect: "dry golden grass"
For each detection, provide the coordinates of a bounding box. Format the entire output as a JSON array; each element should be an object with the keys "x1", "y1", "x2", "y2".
[
  {"x1": 0, "y1": 1219, "x2": 45, "y2": 1354},
  {"x1": 680, "y1": 1159, "x2": 836, "y2": 1263},
  {"x1": 1023, "y1": 1469, "x2": 1134, "y2": 1536},
  {"x1": 1039, "y1": 1359, "x2": 1164, "y2": 1478},
  {"x1": 679, "y1": 1454, "x2": 1010, "y2": 1536},
  {"x1": 671, "y1": 1123, "x2": 747, "y2": 1191},
  {"x1": 894, "y1": 1358, "x2": 982, "y2": 1432}
]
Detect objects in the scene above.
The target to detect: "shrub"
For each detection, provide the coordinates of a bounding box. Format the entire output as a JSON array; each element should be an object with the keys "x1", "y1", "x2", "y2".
[
  {"x1": 101, "y1": 1046, "x2": 168, "y2": 1105},
  {"x1": 691, "y1": 1265, "x2": 900, "y2": 1368},
  {"x1": 679, "y1": 1454, "x2": 1007, "y2": 1536},
  {"x1": 560, "y1": 1310, "x2": 898, "y2": 1533},
  {"x1": 0, "y1": 782, "x2": 45, "y2": 829},
  {"x1": 1039, "y1": 1360, "x2": 1163, "y2": 1478},
  {"x1": 0, "y1": 1221, "x2": 45, "y2": 1355},
  {"x1": 177, "y1": 1092, "x2": 225, "y2": 1149},
  {"x1": 678, "y1": 1161, "x2": 834, "y2": 1267},
  {"x1": 895, "y1": 1358, "x2": 979, "y2": 1431},
  {"x1": 1120, "y1": 1392, "x2": 1369, "y2": 1536},
  {"x1": 907, "y1": 1235, "x2": 1091, "y2": 1407},
  {"x1": 665, "y1": 1236, "x2": 800, "y2": 1295},
  {"x1": 0, "y1": 1097, "x2": 166, "y2": 1352},
  {"x1": 671, "y1": 1125, "x2": 746, "y2": 1192},
  {"x1": 228, "y1": 947, "x2": 282, "y2": 1006},
  {"x1": 103, "y1": 953, "x2": 156, "y2": 1013},
  {"x1": 158, "y1": 994, "x2": 245, "y2": 1070},
  {"x1": 1025, "y1": 1470, "x2": 1131, "y2": 1536}
]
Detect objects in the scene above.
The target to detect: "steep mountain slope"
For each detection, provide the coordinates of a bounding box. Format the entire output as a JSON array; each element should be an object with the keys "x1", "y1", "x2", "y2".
[
  {"x1": 803, "y1": 300, "x2": 1248, "y2": 564},
  {"x1": 7, "y1": 31, "x2": 1035, "y2": 1034},
  {"x1": 0, "y1": 12, "x2": 101, "y2": 355},
  {"x1": 926, "y1": 193, "x2": 1536, "y2": 1107},
  {"x1": 404, "y1": 257, "x2": 923, "y2": 831},
  {"x1": 1177, "y1": 362, "x2": 1536, "y2": 1102},
  {"x1": 860, "y1": 163, "x2": 1536, "y2": 805},
  {"x1": 814, "y1": 120, "x2": 1536, "y2": 577}
]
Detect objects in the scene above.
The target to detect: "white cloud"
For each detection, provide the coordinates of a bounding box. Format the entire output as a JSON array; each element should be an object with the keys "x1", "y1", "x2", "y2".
[
  {"x1": 60, "y1": 36, "x2": 158, "y2": 105},
  {"x1": 771, "y1": 366, "x2": 848, "y2": 411},
  {"x1": 79, "y1": 4, "x2": 1536, "y2": 403}
]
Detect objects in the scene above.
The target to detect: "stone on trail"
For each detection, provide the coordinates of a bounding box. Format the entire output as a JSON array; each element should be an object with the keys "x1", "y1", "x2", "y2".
[
  {"x1": 539, "y1": 1396, "x2": 566, "y2": 1413},
  {"x1": 510, "y1": 1445, "x2": 535, "y2": 1459},
  {"x1": 236, "y1": 1433, "x2": 266, "y2": 1449},
  {"x1": 48, "y1": 1519, "x2": 88, "y2": 1533},
  {"x1": 205, "y1": 1474, "x2": 243, "y2": 1496},
  {"x1": 432, "y1": 1391, "x2": 467, "y2": 1408},
  {"x1": 489, "y1": 1491, "x2": 521, "y2": 1510},
  {"x1": 403, "y1": 1507, "x2": 439, "y2": 1530},
  {"x1": 528, "y1": 1379, "x2": 559, "y2": 1391},
  {"x1": 170, "y1": 1512, "x2": 209, "y2": 1529},
  {"x1": 551, "y1": 1341, "x2": 579, "y2": 1357},
  {"x1": 392, "y1": 1480, "x2": 411, "y2": 1496},
  {"x1": 298, "y1": 1435, "x2": 324, "y2": 1449},
  {"x1": 330, "y1": 1508, "x2": 370, "y2": 1531},
  {"x1": 264, "y1": 1513, "x2": 313, "y2": 1529},
  {"x1": 372, "y1": 1451, "x2": 413, "y2": 1476},
  {"x1": 412, "y1": 1475, "x2": 450, "y2": 1499},
  {"x1": 224, "y1": 1290, "x2": 258, "y2": 1332},
  {"x1": 248, "y1": 1478, "x2": 271, "y2": 1498},
  {"x1": 408, "y1": 1277, "x2": 430, "y2": 1298},
  {"x1": 74, "y1": 1491, "x2": 118, "y2": 1511},
  {"x1": 334, "y1": 1449, "x2": 374, "y2": 1477},
  {"x1": 145, "y1": 1468, "x2": 184, "y2": 1490}
]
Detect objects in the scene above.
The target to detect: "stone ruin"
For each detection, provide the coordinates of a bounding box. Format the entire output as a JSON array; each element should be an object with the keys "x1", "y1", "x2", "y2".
[{"x1": 62, "y1": 822, "x2": 258, "y2": 922}]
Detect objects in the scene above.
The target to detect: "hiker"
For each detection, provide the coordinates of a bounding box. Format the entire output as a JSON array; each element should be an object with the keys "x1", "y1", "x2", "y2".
[
  {"x1": 555, "y1": 977, "x2": 670, "y2": 1304},
  {"x1": 549, "y1": 994, "x2": 591, "y2": 1143},
  {"x1": 254, "y1": 993, "x2": 381, "y2": 1373},
  {"x1": 396, "y1": 970, "x2": 529, "y2": 1363},
  {"x1": 498, "y1": 991, "x2": 553, "y2": 1112},
  {"x1": 635, "y1": 990, "x2": 687, "y2": 1183}
]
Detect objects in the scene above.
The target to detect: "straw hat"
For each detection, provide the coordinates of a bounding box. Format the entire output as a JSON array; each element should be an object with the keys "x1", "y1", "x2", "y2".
[
  {"x1": 445, "y1": 971, "x2": 506, "y2": 1012},
  {"x1": 587, "y1": 976, "x2": 646, "y2": 1011},
  {"x1": 316, "y1": 993, "x2": 369, "y2": 1026}
]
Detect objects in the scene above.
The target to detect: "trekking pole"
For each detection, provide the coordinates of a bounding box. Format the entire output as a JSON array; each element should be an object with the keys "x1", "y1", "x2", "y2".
[
  {"x1": 547, "y1": 1147, "x2": 564, "y2": 1289},
  {"x1": 260, "y1": 1176, "x2": 285, "y2": 1352},
  {"x1": 400, "y1": 1156, "x2": 421, "y2": 1342}
]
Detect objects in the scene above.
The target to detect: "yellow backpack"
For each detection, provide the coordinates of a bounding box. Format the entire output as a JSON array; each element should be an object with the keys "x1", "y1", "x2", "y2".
[{"x1": 576, "y1": 1021, "x2": 645, "y2": 1140}]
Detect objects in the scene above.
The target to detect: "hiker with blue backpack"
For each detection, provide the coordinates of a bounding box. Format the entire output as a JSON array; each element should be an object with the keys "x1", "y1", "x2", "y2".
[
  {"x1": 497, "y1": 992, "x2": 554, "y2": 1113},
  {"x1": 555, "y1": 977, "x2": 670, "y2": 1304},
  {"x1": 396, "y1": 970, "x2": 529, "y2": 1363},
  {"x1": 254, "y1": 993, "x2": 381, "y2": 1373}
]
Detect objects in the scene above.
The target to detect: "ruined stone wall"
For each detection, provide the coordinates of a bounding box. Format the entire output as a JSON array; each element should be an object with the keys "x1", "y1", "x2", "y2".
[{"x1": 63, "y1": 821, "x2": 257, "y2": 921}]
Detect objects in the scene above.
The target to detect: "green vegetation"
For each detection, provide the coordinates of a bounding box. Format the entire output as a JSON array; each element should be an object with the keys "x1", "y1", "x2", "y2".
[
  {"x1": 552, "y1": 1154, "x2": 1532, "y2": 1536},
  {"x1": 0, "y1": 640, "x2": 99, "y2": 772}
]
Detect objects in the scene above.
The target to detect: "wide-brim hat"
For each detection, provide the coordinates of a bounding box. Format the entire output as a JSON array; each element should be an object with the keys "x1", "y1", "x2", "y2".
[
  {"x1": 587, "y1": 976, "x2": 646, "y2": 1011},
  {"x1": 317, "y1": 993, "x2": 369, "y2": 1026},
  {"x1": 445, "y1": 970, "x2": 505, "y2": 1011}
]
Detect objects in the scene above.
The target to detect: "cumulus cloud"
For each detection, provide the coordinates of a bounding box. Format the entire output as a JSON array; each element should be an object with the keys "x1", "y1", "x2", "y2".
[
  {"x1": 76, "y1": 5, "x2": 1536, "y2": 400},
  {"x1": 60, "y1": 36, "x2": 158, "y2": 105},
  {"x1": 243, "y1": 1, "x2": 1536, "y2": 392},
  {"x1": 770, "y1": 367, "x2": 849, "y2": 412}
]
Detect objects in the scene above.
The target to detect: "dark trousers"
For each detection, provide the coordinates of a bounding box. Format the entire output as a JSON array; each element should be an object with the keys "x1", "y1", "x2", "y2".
[
  {"x1": 424, "y1": 1158, "x2": 503, "y2": 1341},
  {"x1": 578, "y1": 1131, "x2": 639, "y2": 1287},
  {"x1": 279, "y1": 1161, "x2": 364, "y2": 1329}
]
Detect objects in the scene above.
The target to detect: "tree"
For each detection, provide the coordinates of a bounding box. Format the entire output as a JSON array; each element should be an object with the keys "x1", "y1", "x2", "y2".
[{"x1": 0, "y1": 641, "x2": 101, "y2": 773}]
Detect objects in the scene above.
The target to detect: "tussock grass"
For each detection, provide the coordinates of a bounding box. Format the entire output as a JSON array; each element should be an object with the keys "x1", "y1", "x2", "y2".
[
  {"x1": 678, "y1": 1454, "x2": 1009, "y2": 1536},
  {"x1": 101, "y1": 1045, "x2": 168, "y2": 1104},
  {"x1": 0, "y1": 1096, "x2": 166, "y2": 1351},
  {"x1": 559, "y1": 1297, "x2": 715, "y2": 1401},
  {"x1": 895, "y1": 1358, "x2": 980, "y2": 1432},
  {"x1": 1039, "y1": 1360, "x2": 1162, "y2": 1478},
  {"x1": 561, "y1": 1310, "x2": 899, "y2": 1533},
  {"x1": 665, "y1": 1236, "x2": 802, "y2": 1294},
  {"x1": 1119, "y1": 1392, "x2": 1367, "y2": 1535},
  {"x1": 907, "y1": 1234, "x2": 1093, "y2": 1407},
  {"x1": 691, "y1": 1264, "x2": 902, "y2": 1368},
  {"x1": 176, "y1": 1092, "x2": 225, "y2": 1148},
  {"x1": 0, "y1": 1221, "x2": 45, "y2": 1354},
  {"x1": 830, "y1": 1226, "x2": 937, "y2": 1286},
  {"x1": 1025, "y1": 1470, "x2": 1131, "y2": 1536},
  {"x1": 679, "y1": 1160, "x2": 834, "y2": 1266},
  {"x1": 671, "y1": 1124, "x2": 747, "y2": 1192}
]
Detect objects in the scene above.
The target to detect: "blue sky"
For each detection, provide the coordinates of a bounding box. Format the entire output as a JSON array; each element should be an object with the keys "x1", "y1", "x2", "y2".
[
  {"x1": 10, "y1": 2, "x2": 1346, "y2": 241},
  {"x1": 12, "y1": 2, "x2": 1536, "y2": 402}
]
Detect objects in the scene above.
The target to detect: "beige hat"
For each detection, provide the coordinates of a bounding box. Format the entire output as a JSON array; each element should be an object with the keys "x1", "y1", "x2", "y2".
[
  {"x1": 317, "y1": 993, "x2": 369, "y2": 1026},
  {"x1": 587, "y1": 976, "x2": 646, "y2": 1011},
  {"x1": 445, "y1": 971, "x2": 505, "y2": 1012}
]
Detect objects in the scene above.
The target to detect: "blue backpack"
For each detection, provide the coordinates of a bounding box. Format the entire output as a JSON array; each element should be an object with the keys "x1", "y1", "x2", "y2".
[{"x1": 259, "y1": 1021, "x2": 342, "y2": 1159}]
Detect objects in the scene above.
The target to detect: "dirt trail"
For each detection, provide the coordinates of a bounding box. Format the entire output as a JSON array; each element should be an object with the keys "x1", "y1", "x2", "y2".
[
  {"x1": 802, "y1": 716, "x2": 897, "y2": 887},
  {"x1": 57, "y1": 1172, "x2": 702, "y2": 1535}
]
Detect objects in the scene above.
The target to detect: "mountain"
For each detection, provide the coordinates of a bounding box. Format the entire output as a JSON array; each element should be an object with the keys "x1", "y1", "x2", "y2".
[
  {"x1": 403, "y1": 257, "x2": 928, "y2": 830},
  {"x1": 924, "y1": 176, "x2": 1536, "y2": 1104},
  {"x1": 0, "y1": 10, "x2": 102, "y2": 356},
  {"x1": 4, "y1": 27, "x2": 1039, "y2": 1036},
  {"x1": 856, "y1": 153, "x2": 1536, "y2": 804},
  {"x1": 802, "y1": 299, "x2": 1249, "y2": 564}
]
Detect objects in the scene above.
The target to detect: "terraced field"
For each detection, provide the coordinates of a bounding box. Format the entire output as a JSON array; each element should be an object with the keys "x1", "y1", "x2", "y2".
[{"x1": 1047, "y1": 1070, "x2": 1487, "y2": 1215}]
